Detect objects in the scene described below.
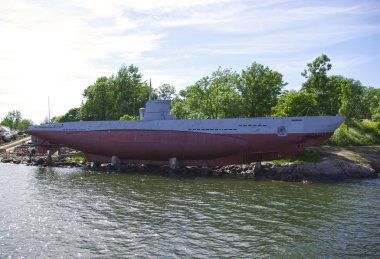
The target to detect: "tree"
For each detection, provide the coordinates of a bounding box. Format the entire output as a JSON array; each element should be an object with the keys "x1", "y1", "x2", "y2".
[
  {"x1": 157, "y1": 84, "x2": 176, "y2": 100},
  {"x1": 80, "y1": 77, "x2": 113, "y2": 120},
  {"x1": 171, "y1": 67, "x2": 242, "y2": 119},
  {"x1": 170, "y1": 97, "x2": 192, "y2": 119},
  {"x1": 111, "y1": 65, "x2": 149, "y2": 119},
  {"x1": 18, "y1": 119, "x2": 33, "y2": 131},
  {"x1": 180, "y1": 77, "x2": 210, "y2": 118},
  {"x1": 207, "y1": 67, "x2": 242, "y2": 118},
  {"x1": 78, "y1": 65, "x2": 149, "y2": 121},
  {"x1": 238, "y1": 62, "x2": 286, "y2": 117},
  {"x1": 301, "y1": 54, "x2": 332, "y2": 90},
  {"x1": 338, "y1": 77, "x2": 366, "y2": 128},
  {"x1": 362, "y1": 86, "x2": 380, "y2": 119},
  {"x1": 1, "y1": 110, "x2": 22, "y2": 130},
  {"x1": 54, "y1": 107, "x2": 81, "y2": 122},
  {"x1": 272, "y1": 91, "x2": 318, "y2": 117},
  {"x1": 301, "y1": 55, "x2": 340, "y2": 115},
  {"x1": 325, "y1": 75, "x2": 346, "y2": 115},
  {"x1": 1, "y1": 110, "x2": 32, "y2": 131}
]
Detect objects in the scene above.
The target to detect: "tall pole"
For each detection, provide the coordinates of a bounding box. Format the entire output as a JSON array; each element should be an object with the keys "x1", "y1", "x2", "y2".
[
  {"x1": 48, "y1": 96, "x2": 51, "y2": 122},
  {"x1": 149, "y1": 79, "x2": 152, "y2": 100}
]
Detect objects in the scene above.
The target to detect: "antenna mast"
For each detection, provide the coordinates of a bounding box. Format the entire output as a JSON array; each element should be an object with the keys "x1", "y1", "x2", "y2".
[
  {"x1": 48, "y1": 96, "x2": 51, "y2": 122},
  {"x1": 149, "y1": 79, "x2": 152, "y2": 100}
]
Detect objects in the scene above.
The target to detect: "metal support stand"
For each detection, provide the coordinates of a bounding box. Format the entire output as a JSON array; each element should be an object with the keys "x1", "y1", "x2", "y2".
[
  {"x1": 47, "y1": 150, "x2": 52, "y2": 166},
  {"x1": 254, "y1": 162, "x2": 262, "y2": 174},
  {"x1": 169, "y1": 157, "x2": 180, "y2": 170},
  {"x1": 111, "y1": 155, "x2": 121, "y2": 170}
]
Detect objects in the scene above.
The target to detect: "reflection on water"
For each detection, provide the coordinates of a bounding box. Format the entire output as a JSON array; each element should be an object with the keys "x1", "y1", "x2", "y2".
[{"x1": 0, "y1": 163, "x2": 379, "y2": 257}]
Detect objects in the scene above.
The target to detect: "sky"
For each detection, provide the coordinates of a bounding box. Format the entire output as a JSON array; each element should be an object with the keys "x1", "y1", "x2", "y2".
[{"x1": 0, "y1": 0, "x2": 379, "y2": 123}]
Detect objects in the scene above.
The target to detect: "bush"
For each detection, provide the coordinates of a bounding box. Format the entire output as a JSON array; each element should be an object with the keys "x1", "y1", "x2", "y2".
[
  {"x1": 372, "y1": 113, "x2": 380, "y2": 123},
  {"x1": 360, "y1": 119, "x2": 380, "y2": 135},
  {"x1": 326, "y1": 119, "x2": 380, "y2": 145}
]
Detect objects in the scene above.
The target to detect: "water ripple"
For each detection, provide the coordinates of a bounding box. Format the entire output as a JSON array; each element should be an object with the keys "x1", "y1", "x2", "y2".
[{"x1": 0, "y1": 164, "x2": 379, "y2": 257}]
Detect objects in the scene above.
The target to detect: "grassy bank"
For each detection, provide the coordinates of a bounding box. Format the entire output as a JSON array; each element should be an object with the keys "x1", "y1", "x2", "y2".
[
  {"x1": 272, "y1": 119, "x2": 380, "y2": 165},
  {"x1": 272, "y1": 149, "x2": 323, "y2": 165},
  {"x1": 326, "y1": 119, "x2": 380, "y2": 146}
]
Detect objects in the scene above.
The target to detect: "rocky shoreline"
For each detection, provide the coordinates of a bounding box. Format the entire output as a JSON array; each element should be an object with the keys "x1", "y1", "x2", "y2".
[
  {"x1": 193, "y1": 146, "x2": 380, "y2": 182},
  {"x1": 1, "y1": 141, "x2": 379, "y2": 182}
]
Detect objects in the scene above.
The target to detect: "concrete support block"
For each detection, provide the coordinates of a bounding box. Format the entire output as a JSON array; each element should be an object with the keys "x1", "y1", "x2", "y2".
[
  {"x1": 111, "y1": 155, "x2": 121, "y2": 168},
  {"x1": 169, "y1": 157, "x2": 180, "y2": 170}
]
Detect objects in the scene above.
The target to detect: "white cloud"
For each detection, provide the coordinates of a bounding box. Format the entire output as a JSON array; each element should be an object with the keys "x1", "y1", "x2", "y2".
[
  {"x1": 121, "y1": 0, "x2": 232, "y2": 10},
  {"x1": 0, "y1": 0, "x2": 163, "y2": 122},
  {"x1": 192, "y1": 23, "x2": 380, "y2": 56},
  {"x1": 0, "y1": 0, "x2": 379, "y2": 123}
]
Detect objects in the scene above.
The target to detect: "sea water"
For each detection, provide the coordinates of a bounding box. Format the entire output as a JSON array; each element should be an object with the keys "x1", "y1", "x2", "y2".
[{"x1": 0, "y1": 163, "x2": 379, "y2": 257}]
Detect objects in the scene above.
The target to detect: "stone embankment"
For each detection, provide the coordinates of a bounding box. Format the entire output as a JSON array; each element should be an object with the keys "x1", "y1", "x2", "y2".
[
  {"x1": 208, "y1": 146, "x2": 379, "y2": 182},
  {"x1": 1, "y1": 138, "x2": 379, "y2": 182}
]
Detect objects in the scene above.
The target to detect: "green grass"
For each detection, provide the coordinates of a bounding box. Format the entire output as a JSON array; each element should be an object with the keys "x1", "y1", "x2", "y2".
[
  {"x1": 66, "y1": 155, "x2": 86, "y2": 163},
  {"x1": 268, "y1": 119, "x2": 379, "y2": 165},
  {"x1": 326, "y1": 119, "x2": 380, "y2": 146},
  {"x1": 361, "y1": 119, "x2": 380, "y2": 135},
  {"x1": 272, "y1": 149, "x2": 323, "y2": 165}
]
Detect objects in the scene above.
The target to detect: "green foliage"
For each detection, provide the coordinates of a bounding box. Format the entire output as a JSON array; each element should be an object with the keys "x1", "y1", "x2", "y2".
[
  {"x1": 326, "y1": 119, "x2": 380, "y2": 146},
  {"x1": 79, "y1": 65, "x2": 148, "y2": 121},
  {"x1": 119, "y1": 114, "x2": 138, "y2": 120},
  {"x1": 51, "y1": 116, "x2": 62, "y2": 122},
  {"x1": 338, "y1": 78, "x2": 366, "y2": 128},
  {"x1": 272, "y1": 91, "x2": 318, "y2": 116},
  {"x1": 301, "y1": 55, "x2": 340, "y2": 115},
  {"x1": 301, "y1": 54, "x2": 332, "y2": 84},
  {"x1": 111, "y1": 65, "x2": 149, "y2": 119},
  {"x1": 293, "y1": 149, "x2": 323, "y2": 163},
  {"x1": 272, "y1": 149, "x2": 323, "y2": 165},
  {"x1": 171, "y1": 67, "x2": 242, "y2": 119},
  {"x1": 66, "y1": 156, "x2": 86, "y2": 163},
  {"x1": 326, "y1": 75, "x2": 347, "y2": 115},
  {"x1": 170, "y1": 97, "x2": 192, "y2": 119},
  {"x1": 157, "y1": 84, "x2": 176, "y2": 100},
  {"x1": 300, "y1": 55, "x2": 375, "y2": 124},
  {"x1": 54, "y1": 59, "x2": 379, "y2": 151},
  {"x1": 373, "y1": 113, "x2": 380, "y2": 122},
  {"x1": 239, "y1": 62, "x2": 286, "y2": 117},
  {"x1": 361, "y1": 119, "x2": 380, "y2": 135},
  {"x1": 1, "y1": 110, "x2": 32, "y2": 131},
  {"x1": 1, "y1": 110, "x2": 21, "y2": 130},
  {"x1": 80, "y1": 77, "x2": 113, "y2": 121},
  {"x1": 362, "y1": 86, "x2": 380, "y2": 119},
  {"x1": 54, "y1": 107, "x2": 81, "y2": 122},
  {"x1": 172, "y1": 64, "x2": 285, "y2": 119},
  {"x1": 204, "y1": 68, "x2": 242, "y2": 118},
  {"x1": 18, "y1": 119, "x2": 33, "y2": 131}
]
